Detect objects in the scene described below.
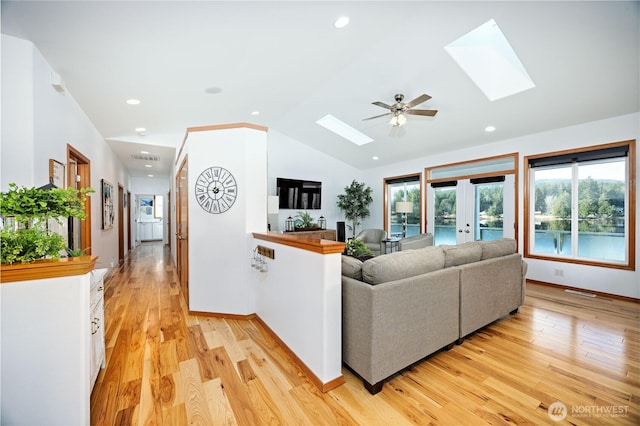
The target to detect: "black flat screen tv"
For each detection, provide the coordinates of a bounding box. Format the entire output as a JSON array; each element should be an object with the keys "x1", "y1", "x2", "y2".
[{"x1": 277, "y1": 178, "x2": 321, "y2": 210}]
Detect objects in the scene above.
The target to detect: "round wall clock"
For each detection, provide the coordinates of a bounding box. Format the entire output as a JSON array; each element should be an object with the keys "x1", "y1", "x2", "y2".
[{"x1": 194, "y1": 166, "x2": 237, "y2": 214}]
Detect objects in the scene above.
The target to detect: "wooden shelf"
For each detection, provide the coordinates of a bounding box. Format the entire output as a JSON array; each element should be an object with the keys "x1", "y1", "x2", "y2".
[{"x1": 0, "y1": 256, "x2": 98, "y2": 283}]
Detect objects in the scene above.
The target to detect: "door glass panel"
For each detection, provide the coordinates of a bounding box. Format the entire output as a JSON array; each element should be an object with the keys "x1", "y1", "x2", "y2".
[
  {"x1": 475, "y1": 182, "x2": 504, "y2": 241},
  {"x1": 433, "y1": 187, "x2": 456, "y2": 245}
]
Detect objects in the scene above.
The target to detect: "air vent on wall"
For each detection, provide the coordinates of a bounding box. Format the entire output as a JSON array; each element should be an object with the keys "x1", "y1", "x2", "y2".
[{"x1": 131, "y1": 154, "x2": 160, "y2": 161}]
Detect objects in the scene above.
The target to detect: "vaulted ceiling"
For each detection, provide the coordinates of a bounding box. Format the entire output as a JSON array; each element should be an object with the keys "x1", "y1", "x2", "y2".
[{"x1": 2, "y1": 1, "x2": 638, "y2": 177}]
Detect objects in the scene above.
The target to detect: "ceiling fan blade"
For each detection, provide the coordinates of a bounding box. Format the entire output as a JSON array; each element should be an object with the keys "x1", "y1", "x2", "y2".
[
  {"x1": 372, "y1": 101, "x2": 394, "y2": 110},
  {"x1": 362, "y1": 112, "x2": 392, "y2": 121},
  {"x1": 404, "y1": 94, "x2": 432, "y2": 109},
  {"x1": 406, "y1": 109, "x2": 438, "y2": 117}
]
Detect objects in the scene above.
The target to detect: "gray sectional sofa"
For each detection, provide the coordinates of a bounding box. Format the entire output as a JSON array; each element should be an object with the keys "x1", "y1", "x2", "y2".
[{"x1": 341, "y1": 238, "x2": 527, "y2": 394}]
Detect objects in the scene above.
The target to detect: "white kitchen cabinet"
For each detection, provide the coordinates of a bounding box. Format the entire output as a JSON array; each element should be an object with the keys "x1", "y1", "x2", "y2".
[
  {"x1": 152, "y1": 221, "x2": 163, "y2": 240},
  {"x1": 139, "y1": 221, "x2": 163, "y2": 241},
  {"x1": 90, "y1": 268, "x2": 107, "y2": 390}
]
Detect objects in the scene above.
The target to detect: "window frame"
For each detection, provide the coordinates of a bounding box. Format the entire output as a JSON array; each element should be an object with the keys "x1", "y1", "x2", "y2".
[{"x1": 524, "y1": 140, "x2": 636, "y2": 271}]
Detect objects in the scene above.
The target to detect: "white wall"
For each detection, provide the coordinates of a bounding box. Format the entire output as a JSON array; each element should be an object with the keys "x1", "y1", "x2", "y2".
[
  {"x1": 361, "y1": 113, "x2": 640, "y2": 299},
  {"x1": 1, "y1": 34, "x2": 130, "y2": 271},
  {"x1": 178, "y1": 126, "x2": 267, "y2": 315},
  {"x1": 267, "y1": 129, "x2": 363, "y2": 234},
  {"x1": 253, "y1": 238, "x2": 342, "y2": 385}
]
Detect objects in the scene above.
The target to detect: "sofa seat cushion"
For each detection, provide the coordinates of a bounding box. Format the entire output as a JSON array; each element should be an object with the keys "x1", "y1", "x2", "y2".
[
  {"x1": 362, "y1": 246, "x2": 445, "y2": 285},
  {"x1": 342, "y1": 255, "x2": 364, "y2": 280},
  {"x1": 441, "y1": 241, "x2": 482, "y2": 267},
  {"x1": 479, "y1": 238, "x2": 516, "y2": 260}
]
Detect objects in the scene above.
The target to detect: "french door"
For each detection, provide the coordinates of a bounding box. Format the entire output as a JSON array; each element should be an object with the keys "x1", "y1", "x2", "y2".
[{"x1": 429, "y1": 175, "x2": 515, "y2": 245}]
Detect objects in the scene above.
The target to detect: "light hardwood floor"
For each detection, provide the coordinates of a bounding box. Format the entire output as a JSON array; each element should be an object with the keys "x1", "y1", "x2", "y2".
[{"x1": 91, "y1": 241, "x2": 639, "y2": 425}]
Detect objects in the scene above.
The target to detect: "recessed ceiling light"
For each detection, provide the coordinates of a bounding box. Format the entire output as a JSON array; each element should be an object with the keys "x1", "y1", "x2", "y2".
[
  {"x1": 334, "y1": 16, "x2": 349, "y2": 29},
  {"x1": 126, "y1": 99, "x2": 140, "y2": 105},
  {"x1": 372, "y1": 156, "x2": 379, "y2": 160},
  {"x1": 251, "y1": 111, "x2": 260, "y2": 115},
  {"x1": 485, "y1": 125, "x2": 496, "y2": 132},
  {"x1": 316, "y1": 114, "x2": 374, "y2": 146},
  {"x1": 135, "y1": 127, "x2": 146, "y2": 132},
  {"x1": 204, "y1": 87, "x2": 222, "y2": 95},
  {"x1": 147, "y1": 174, "x2": 154, "y2": 178},
  {"x1": 140, "y1": 150, "x2": 149, "y2": 154},
  {"x1": 145, "y1": 164, "x2": 152, "y2": 168}
]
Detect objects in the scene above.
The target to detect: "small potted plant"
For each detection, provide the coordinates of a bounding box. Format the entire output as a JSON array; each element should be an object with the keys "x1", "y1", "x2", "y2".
[
  {"x1": 344, "y1": 239, "x2": 374, "y2": 261},
  {"x1": 294, "y1": 211, "x2": 318, "y2": 231}
]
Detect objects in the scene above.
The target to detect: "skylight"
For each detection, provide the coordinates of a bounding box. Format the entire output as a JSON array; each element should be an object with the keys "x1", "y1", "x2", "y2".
[
  {"x1": 445, "y1": 19, "x2": 535, "y2": 101},
  {"x1": 316, "y1": 114, "x2": 374, "y2": 146}
]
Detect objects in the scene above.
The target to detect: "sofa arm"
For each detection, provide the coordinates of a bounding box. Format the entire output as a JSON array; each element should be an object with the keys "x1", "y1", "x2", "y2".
[
  {"x1": 342, "y1": 268, "x2": 459, "y2": 387},
  {"x1": 521, "y1": 260, "x2": 528, "y2": 305},
  {"x1": 398, "y1": 233, "x2": 434, "y2": 251}
]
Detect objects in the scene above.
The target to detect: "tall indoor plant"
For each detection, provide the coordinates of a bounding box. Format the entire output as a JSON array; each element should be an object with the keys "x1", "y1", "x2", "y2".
[
  {"x1": 1, "y1": 183, "x2": 93, "y2": 264},
  {"x1": 336, "y1": 179, "x2": 373, "y2": 238}
]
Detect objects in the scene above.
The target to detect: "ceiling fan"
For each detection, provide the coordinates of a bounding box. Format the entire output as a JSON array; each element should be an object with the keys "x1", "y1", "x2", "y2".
[{"x1": 363, "y1": 93, "x2": 438, "y2": 126}]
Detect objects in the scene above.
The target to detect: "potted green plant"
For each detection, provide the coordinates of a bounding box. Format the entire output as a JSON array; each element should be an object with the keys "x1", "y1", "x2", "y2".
[
  {"x1": 336, "y1": 180, "x2": 373, "y2": 238},
  {"x1": 294, "y1": 211, "x2": 317, "y2": 231},
  {"x1": 1, "y1": 183, "x2": 94, "y2": 264},
  {"x1": 344, "y1": 239, "x2": 374, "y2": 261}
]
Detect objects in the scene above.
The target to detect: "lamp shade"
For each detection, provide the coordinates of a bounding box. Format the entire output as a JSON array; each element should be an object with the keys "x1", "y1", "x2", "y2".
[
  {"x1": 396, "y1": 201, "x2": 413, "y2": 214},
  {"x1": 267, "y1": 196, "x2": 280, "y2": 214}
]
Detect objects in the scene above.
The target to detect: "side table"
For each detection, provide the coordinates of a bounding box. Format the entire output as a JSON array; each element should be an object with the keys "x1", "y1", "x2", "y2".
[{"x1": 381, "y1": 238, "x2": 400, "y2": 254}]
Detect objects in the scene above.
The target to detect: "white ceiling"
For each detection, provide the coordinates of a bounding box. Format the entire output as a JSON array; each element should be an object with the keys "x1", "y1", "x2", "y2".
[{"x1": 2, "y1": 1, "x2": 638, "y2": 177}]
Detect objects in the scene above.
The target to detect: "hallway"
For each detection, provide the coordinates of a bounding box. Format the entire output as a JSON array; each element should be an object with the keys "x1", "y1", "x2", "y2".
[
  {"x1": 90, "y1": 241, "x2": 352, "y2": 425},
  {"x1": 90, "y1": 242, "x2": 639, "y2": 425}
]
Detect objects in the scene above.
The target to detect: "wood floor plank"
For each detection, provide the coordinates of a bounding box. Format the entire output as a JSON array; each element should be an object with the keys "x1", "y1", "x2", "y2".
[
  {"x1": 91, "y1": 242, "x2": 640, "y2": 425},
  {"x1": 202, "y1": 378, "x2": 238, "y2": 426},
  {"x1": 179, "y1": 358, "x2": 215, "y2": 426}
]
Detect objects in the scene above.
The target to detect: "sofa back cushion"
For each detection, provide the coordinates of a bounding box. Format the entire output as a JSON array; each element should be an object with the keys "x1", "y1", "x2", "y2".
[
  {"x1": 441, "y1": 242, "x2": 482, "y2": 267},
  {"x1": 341, "y1": 255, "x2": 363, "y2": 280},
  {"x1": 362, "y1": 246, "x2": 445, "y2": 285},
  {"x1": 479, "y1": 238, "x2": 517, "y2": 260}
]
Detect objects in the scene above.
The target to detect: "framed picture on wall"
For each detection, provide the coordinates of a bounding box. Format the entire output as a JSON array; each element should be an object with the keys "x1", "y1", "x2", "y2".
[
  {"x1": 49, "y1": 159, "x2": 65, "y2": 188},
  {"x1": 102, "y1": 179, "x2": 114, "y2": 230}
]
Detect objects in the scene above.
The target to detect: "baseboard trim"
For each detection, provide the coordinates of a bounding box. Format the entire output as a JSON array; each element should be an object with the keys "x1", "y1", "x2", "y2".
[
  {"x1": 254, "y1": 315, "x2": 345, "y2": 393},
  {"x1": 526, "y1": 279, "x2": 639, "y2": 302},
  {"x1": 188, "y1": 310, "x2": 256, "y2": 320},
  {"x1": 186, "y1": 310, "x2": 344, "y2": 392}
]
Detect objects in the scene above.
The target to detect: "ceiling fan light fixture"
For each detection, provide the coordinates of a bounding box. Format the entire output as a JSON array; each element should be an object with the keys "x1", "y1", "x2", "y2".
[{"x1": 389, "y1": 113, "x2": 407, "y2": 127}]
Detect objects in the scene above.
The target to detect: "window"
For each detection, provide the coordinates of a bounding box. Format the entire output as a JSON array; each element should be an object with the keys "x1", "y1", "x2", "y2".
[
  {"x1": 524, "y1": 140, "x2": 635, "y2": 270},
  {"x1": 384, "y1": 174, "x2": 422, "y2": 238}
]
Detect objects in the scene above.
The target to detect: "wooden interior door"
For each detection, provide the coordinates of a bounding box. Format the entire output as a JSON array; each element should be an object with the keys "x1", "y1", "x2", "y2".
[
  {"x1": 66, "y1": 144, "x2": 92, "y2": 253},
  {"x1": 118, "y1": 184, "x2": 125, "y2": 265},
  {"x1": 127, "y1": 191, "x2": 132, "y2": 252},
  {"x1": 167, "y1": 191, "x2": 171, "y2": 249},
  {"x1": 176, "y1": 157, "x2": 189, "y2": 306}
]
